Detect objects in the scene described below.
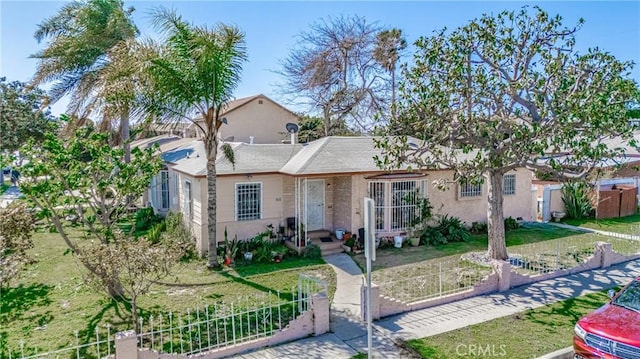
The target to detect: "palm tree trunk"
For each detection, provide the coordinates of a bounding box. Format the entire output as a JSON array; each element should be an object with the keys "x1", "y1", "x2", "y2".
[
  {"x1": 205, "y1": 134, "x2": 219, "y2": 268},
  {"x1": 121, "y1": 110, "x2": 130, "y2": 163},
  {"x1": 487, "y1": 170, "x2": 508, "y2": 260},
  {"x1": 391, "y1": 68, "x2": 396, "y2": 121}
]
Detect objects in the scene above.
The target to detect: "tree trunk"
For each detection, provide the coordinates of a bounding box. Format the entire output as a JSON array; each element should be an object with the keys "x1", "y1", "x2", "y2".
[
  {"x1": 122, "y1": 111, "x2": 130, "y2": 164},
  {"x1": 107, "y1": 278, "x2": 125, "y2": 298},
  {"x1": 131, "y1": 296, "x2": 139, "y2": 333},
  {"x1": 205, "y1": 134, "x2": 220, "y2": 268},
  {"x1": 322, "y1": 106, "x2": 330, "y2": 137},
  {"x1": 487, "y1": 170, "x2": 508, "y2": 260},
  {"x1": 391, "y1": 67, "x2": 396, "y2": 121}
]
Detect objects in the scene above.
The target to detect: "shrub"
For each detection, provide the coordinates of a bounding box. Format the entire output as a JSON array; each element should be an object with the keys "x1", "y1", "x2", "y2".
[
  {"x1": 134, "y1": 207, "x2": 160, "y2": 231},
  {"x1": 469, "y1": 221, "x2": 488, "y2": 234},
  {"x1": 163, "y1": 212, "x2": 196, "y2": 261},
  {"x1": 146, "y1": 221, "x2": 166, "y2": 244},
  {"x1": 434, "y1": 214, "x2": 470, "y2": 243},
  {"x1": 561, "y1": 182, "x2": 593, "y2": 219},
  {"x1": 504, "y1": 217, "x2": 520, "y2": 231},
  {"x1": 421, "y1": 227, "x2": 447, "y2": 245},
  {"x1": 302, "y1": 244, "x2": 322, "y2": 259}
]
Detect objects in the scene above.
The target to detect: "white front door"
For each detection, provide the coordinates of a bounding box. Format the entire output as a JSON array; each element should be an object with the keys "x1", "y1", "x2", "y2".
[{"x1": 305, "y1": 179, "x2": 325, "y2": 231}]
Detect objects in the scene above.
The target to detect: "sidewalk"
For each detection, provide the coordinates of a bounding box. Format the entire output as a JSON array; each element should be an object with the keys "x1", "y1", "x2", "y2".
[{"x1": 233, "y1": 253, "x2": 640, "y2": 359}]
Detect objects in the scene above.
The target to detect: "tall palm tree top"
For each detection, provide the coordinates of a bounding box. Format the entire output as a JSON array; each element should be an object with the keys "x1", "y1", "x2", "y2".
[
  {"x1": 144, "y1": 7, "x2": 248, "y2": 125},
  {"x1": 30, "y1": 0, "x2": 138, "y2": 105}
]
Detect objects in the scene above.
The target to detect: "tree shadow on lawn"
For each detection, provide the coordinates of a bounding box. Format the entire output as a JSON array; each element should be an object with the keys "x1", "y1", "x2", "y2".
[
  {"x1": 0, "y1": 283, "x2": 52, "y2": 324},
  {"x1": 218, "y1": 271, "x2": 296, "y2": 302},
  {"x1": 523, "y1": 290, "x2": 611, "y2": 328},
  {"x1": 230, "y1": 257, "x2": 325, "y2": 278}
]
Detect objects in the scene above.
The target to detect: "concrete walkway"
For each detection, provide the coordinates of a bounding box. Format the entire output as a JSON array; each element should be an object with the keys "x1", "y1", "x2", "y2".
[{"x1": 233, "y1": 253, "x2": 640, "y2": 359}]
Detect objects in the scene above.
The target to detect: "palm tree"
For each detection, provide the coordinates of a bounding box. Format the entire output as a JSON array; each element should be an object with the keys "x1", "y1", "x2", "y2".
[
  {"x1": 142, "y1": 8, "x2": 248, "y2": 268},
  {"x1": 30, "y1": 0, "x2": 138, "y2": 161},
  {"x1": 373, "y1": 28, "x2": 406, "y2": 121}
]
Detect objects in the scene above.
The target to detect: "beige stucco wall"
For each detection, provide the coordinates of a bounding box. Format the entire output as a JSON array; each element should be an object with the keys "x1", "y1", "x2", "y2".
[
  {"x1": 196, "y1": 98, "x2": 299, "y2": 144},
  {"x1": 424, "y1": 170, "x2": 534, "y2": 225},
  {"x1": 347, "y1": 170, "x2": 535, "y2": 234},
  {"x1": 215, "y1": 174, "x2": 286, "y2": 242},
  {"x1": 171, "y1": 170, "x2": 208, "y2": 254}
]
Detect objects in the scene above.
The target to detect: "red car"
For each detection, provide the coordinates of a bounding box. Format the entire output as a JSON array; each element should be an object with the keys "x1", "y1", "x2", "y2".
[{"x1": 574, "y1": 277, "x2": 640, "y2": 359}]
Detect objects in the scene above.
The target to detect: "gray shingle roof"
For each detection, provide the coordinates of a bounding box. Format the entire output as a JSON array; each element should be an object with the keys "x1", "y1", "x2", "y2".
[{"x1": 279, "y1": 136, "x2": 397, "y2": 175}]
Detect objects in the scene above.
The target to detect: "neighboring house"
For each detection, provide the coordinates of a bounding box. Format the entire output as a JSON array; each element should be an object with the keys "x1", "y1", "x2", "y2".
[
  {"x1": 140, "y1": 135, "x2": 535, "y2": 255},
  {"x1": 533, "y1": 131, "x2": 640, "y2": 221},
  {"x1": 192, "y1": 94, "x2": 300, "y2": 144}
]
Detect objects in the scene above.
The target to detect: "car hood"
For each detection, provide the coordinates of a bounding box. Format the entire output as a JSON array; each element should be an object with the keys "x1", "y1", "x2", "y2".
[{"x1": 579, "y1": 303, "x2": 640, "y2": 346}]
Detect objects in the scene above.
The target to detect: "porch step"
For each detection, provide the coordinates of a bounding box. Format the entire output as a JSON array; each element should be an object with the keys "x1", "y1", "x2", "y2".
[
  {"x1": 307, "y1": 230, "x2": 332, "y2": 240},
  {"x1": 309, "y1": 236, "x2": 344, "y2": 256}
]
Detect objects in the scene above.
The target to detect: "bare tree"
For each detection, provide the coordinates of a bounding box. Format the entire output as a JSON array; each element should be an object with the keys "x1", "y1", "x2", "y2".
[{"x1": 279, "y1": 15, "x2": 389, "y2": 135}]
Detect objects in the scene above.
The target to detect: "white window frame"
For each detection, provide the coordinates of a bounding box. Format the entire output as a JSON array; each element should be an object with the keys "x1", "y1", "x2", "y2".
[
  {"x1": 368, "y1": 179, "x2": 427, "y2": 232},
  {"x1": 235, "y1": 182, "x2": 262, "y2": 221},
  {"x1": 184, "y1": 180, "x2": 193, "y2": 220},
  {"x1": 156, "y1": 170, "x2": 170, "y2": 210},
  {"x1": 460, "y1": 180, "x2": 482, "y2": 198},
  {"x1": 503, "y1": 174, "x2": 516, "y2": 196}
]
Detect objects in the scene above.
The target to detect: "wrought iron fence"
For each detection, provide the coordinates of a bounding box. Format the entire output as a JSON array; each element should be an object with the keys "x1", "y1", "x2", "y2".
[
  {"x1": 136, "y1": 275, "x2": 325, "y2": 355},
  {"x1": 375, "y1": 255, "x2": 492, "y2": 303},
  {"x1": 506, "y1": 235, "x2": 599, "y2": 276},
  {"x1": 607, "y1": 235, "x2": 640, "y2": 256},
  {"x1": 5, "y1": 275, "x2": 326, "y2": 358},
  {"x1": 6, "y1": 327, "x2": 114, "y2": 359}
]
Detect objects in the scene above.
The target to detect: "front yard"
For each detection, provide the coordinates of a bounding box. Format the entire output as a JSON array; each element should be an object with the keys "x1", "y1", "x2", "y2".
[
  {"x1": 564, "y1": 213, "x2": 640, "y2": 235},
  {"x1": 352, "y1": 223, "x2": 594, "y2": 272},
  {"x1": 1, "y1": 226, "x2": 336, "y2": 355},
  {"x1": 406, "y1": 288, "x2": 613, "y2": 359}
]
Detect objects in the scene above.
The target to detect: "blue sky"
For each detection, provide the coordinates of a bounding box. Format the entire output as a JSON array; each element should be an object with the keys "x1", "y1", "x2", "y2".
[{"x1": 1, "y1": 1, "x2": 639, "y2": 116}]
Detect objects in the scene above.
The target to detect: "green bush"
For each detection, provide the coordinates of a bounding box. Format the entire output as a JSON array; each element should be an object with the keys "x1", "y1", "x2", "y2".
[
  {"x1": 469, "y1": 221, "x2": 488, "y2": 234},
  {"x1": 421, "y1": 227, "x2": 447, "y2": 245},
  {"x1": 302, "y1": 244, "x2": 322, "y2": 259},
  {"x1": 434, "y1": 214, "x2": 470, "y2": 243},
  {"x1": 147, "y1": 221, "x2": 166, "y2": 244},
  {"x1": 561, "y1": 182, "x2": 593, "y2": 219},
  {"x1": 504, "y1": 216, "x2": 520, "y2": 231},
  {"x1": 134, "y1": 207, "x2": 161, "y2": 231}
]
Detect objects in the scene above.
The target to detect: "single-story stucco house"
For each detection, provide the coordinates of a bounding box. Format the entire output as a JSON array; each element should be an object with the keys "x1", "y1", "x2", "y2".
[{"x1": 136, "y1": 135, "x2": 536, "y2": 255}]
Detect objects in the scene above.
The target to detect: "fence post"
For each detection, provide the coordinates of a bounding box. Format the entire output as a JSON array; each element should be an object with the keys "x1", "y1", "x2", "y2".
[
  {"x1": 493, "y1": 260, "x2": 511, "y2": 292},
  {"x1": 360, "y1": 283, "x2": 380, "y2": 321},
  {"x1": 596, "y1": 242, "x2": 613, "y2": 268},
  {"x1": 115, "y1": 330, "x2": 137, "y2": 359},
  {"x1": 311, "y1": 293, "x2": 330, "y2": 336}
]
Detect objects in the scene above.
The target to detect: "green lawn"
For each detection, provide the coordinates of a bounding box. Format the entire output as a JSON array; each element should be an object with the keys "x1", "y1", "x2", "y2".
[
  {"x1": 564, "y1": 213, "x2": 640, "y2": 235},
  {"x1": 352, "y1": 223, "x2": 590, "y2": 272},
  {"x1": 1, "y1": 226, "x2": 336, "y2": 355},
  {"x1": 406, "y1": 289, "x2": 613, "y2": 359}
]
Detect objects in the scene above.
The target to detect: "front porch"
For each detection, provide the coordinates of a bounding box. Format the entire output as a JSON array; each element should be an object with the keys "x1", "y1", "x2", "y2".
[{"x1": 284, "y1": 229, "x2": 345, "y2": 257}]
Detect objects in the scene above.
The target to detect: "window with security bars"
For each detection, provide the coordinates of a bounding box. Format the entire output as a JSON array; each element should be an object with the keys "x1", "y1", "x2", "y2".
[
  {"x1": 503, "y1": 174, "x2": 516, "y2": 195},
  {"x1": 368, "y1": 180, "x2": 425, "y2": 232},
  {"x1": 460, "y1": 180, "x2": 482, "y2": 198},
  {"x1": 236, "y1": 182, "x2": 262, "y2": 221}
]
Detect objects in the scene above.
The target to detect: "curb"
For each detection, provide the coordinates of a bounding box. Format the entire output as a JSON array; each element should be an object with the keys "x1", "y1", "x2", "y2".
[{"x1": 535, "y1": 346, "x2": 573, "y2": 359}]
